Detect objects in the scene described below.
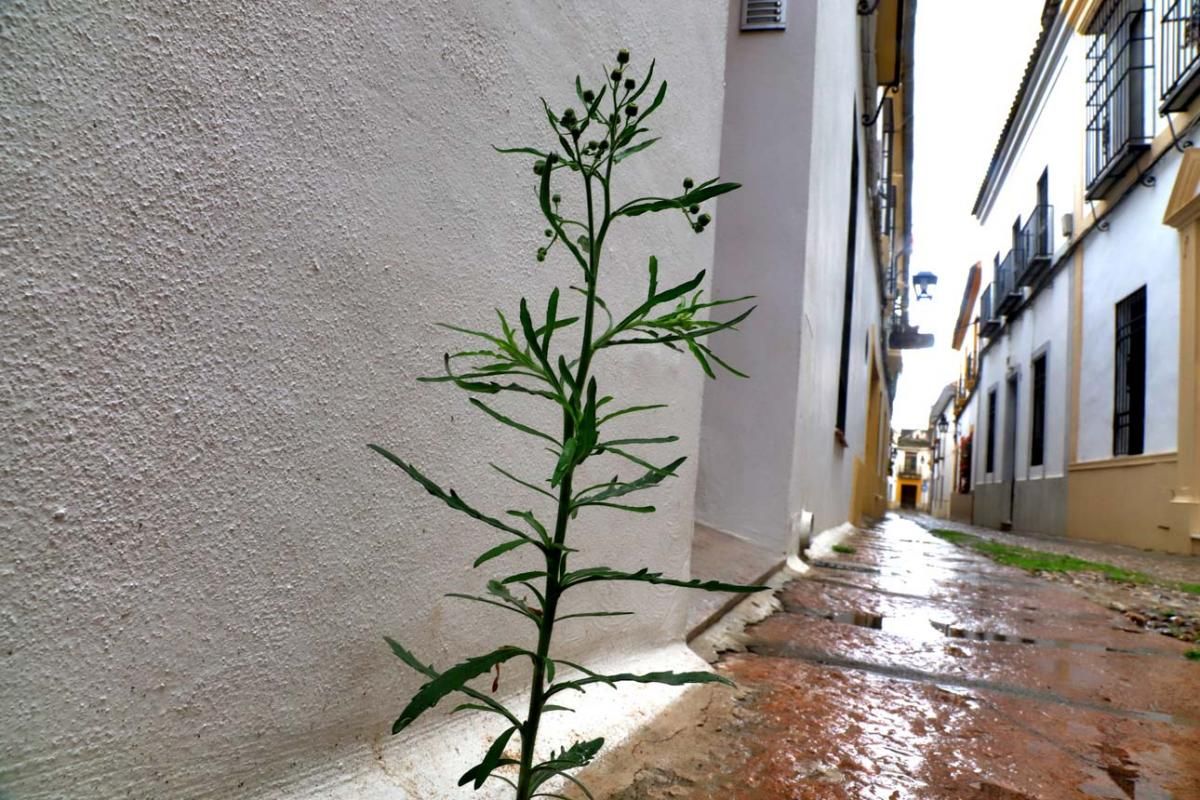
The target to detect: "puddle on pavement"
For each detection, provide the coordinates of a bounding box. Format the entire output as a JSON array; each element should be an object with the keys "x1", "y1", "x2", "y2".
[{"x1": 793, "y1": 604, "x2": 1177, "y2": 658}]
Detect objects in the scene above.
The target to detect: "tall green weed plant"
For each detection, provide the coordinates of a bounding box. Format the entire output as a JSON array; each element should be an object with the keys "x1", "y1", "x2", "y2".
[{"x1": 370, "y1": 51, "x2": 759, "y2": 799}]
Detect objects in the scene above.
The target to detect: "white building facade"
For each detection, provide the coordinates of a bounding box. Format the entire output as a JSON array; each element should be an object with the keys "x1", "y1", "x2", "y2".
[{"x1": 2, "y1": 2, "x2": 916, "y2": 799}]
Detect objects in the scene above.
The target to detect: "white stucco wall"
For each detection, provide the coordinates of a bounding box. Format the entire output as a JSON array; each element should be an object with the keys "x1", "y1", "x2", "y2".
[
  {"x1": 975, "y1": 274, "x2": 1070, "y2": 484},
  {"x1": 788, "y1": 0, "x2": 884, "y2": 538},
  {"x1": 972, "y1": 25, "x2": 1079, "y2": 487},
  {"x1": 695, "y1": 0, "x2": 818, "y2": 548},
  {"x1": 1, "y1": 3, "x2": 730, "y2": 798},
  {"x1": 696, "y1": 0, "x2": 886, "y2": 549},
  {"x1": 1077, "y1": 151, "x2": 1182, "y2": 462}
]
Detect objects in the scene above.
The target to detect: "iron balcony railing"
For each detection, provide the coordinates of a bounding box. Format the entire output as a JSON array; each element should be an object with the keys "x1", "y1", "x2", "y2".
[
  {"x1": 995, "y1": 249, "x2": 1022, "y2": 315},
  {"x1": 1085, "y1": 0, "x2": 1154, "y2": 198},
  {"x1": 980, "y1": 284, "x2": 1001, "y2": 337},
  {"x1": 1016, "y1": 203, "x2": 1054, "y2": 285},
  {"x1": 1161, "y1": 0, "x2": 1200, "y2": 111}
]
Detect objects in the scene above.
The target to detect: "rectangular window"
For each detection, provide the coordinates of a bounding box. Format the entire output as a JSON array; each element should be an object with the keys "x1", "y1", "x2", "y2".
[
  {"x1": 904, "y1": 452, "x2": 917, "y2": 473},
  {"x1": 1085, "y1": 0, "x2": 1153, "y2": 198},
  {"x1": 1030, "y1": 354, "x2": 1047, "y2": 467},
  {"x1": 986, "y1": 389, "x2": 997, "y2": 474},
  {"x1": 835, "y1": 119, "x2": 860, "y2": 436},
  {"x1": 1113, "y1": 286, "x2": 1147, "y2": 456}
]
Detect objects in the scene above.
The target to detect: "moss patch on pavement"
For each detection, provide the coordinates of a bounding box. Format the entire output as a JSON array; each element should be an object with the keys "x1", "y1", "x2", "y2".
[
  {"x1": 1186, "y1": 649, "x2": 1200, "y2": 661},
  {"x1": 930, "y1": 529, "x2": 1200, "y2": 596},
  {"x1": 831, "y1": 544, "x2": 857, "y2": 555}
]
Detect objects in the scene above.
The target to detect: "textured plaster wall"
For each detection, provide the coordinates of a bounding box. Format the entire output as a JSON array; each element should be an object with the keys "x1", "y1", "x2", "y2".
[{"x1": 0, "y1": 2, "x2": 729, "y2": 798}]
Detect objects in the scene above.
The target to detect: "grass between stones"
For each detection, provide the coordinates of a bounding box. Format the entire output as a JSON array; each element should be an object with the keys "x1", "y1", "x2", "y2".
[
  {"x1": 1186, "y1": 650, "x2": 1200, "y2": 661},
  {"x1": 831, "y1": 544, "x2": 857, "y2": 555},
  {"x1": 930, "y1": 529, "x2": 1200, "y2": 596}
]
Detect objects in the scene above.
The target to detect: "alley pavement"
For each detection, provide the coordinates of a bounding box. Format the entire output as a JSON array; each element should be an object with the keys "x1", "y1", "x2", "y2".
[{"x1": 572, "y1": 515, "x2": 1200, "y2": 799}]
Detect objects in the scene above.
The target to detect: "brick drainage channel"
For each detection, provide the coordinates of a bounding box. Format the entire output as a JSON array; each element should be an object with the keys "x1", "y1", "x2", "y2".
[{"x1": 570, "y1": 515, "x2": 1200, "y2": 800}]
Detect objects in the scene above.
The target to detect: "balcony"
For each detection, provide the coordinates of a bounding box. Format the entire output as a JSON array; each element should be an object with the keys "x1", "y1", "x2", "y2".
[
  {"x1": 995, "y1": 250, "x2": 1022, "y2": 315},
  {"x1": 980, "y1": 284, "x2": 1001, "y2": 337},
  {"x1": 1016, "y1": 204, "x2": 1054, "y2": 286},
  {"x1": 1085, "y1": 0, "x2": 1154, "y2": 199},
  {"x1": 1161, "y1": 0, "x2": 1200, "y2": 112}
]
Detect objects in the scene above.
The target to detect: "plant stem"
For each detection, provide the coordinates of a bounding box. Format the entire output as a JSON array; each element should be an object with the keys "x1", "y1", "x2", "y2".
[{"x1": 515, "y1": 138, "x2": 606, "y2": 800}]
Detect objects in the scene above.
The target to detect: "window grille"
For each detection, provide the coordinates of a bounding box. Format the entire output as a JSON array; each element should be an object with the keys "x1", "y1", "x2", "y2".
[
  {"x1": 1113, "y1": 287, "x2": 1147, "y2": 456},
  {"x1": 741, "y1": 0, "x2": 787, "y2": 30},
  {"x1": 1085, "y1": 0, "x2": 1154, "y2": 198},
  {"x1": 1160, "y1": 0, "x2": 1200, "y2": 110},
  {"x1": 1030, "y1": 354, "x2": 1047, "y2": 467},
  {"x1": 986, "y1": 389, "x2": 997, "y2": 474}
]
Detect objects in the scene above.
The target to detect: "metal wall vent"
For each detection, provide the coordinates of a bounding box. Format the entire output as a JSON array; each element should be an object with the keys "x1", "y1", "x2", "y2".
[{"x1": 742, "y1": 0, "x2": 787, "y2": 31}]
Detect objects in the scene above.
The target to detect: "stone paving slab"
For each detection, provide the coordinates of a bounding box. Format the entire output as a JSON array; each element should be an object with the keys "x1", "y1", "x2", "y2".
[{"x1": 566, "y1": 515, "x2": 1200, "y2": 799}]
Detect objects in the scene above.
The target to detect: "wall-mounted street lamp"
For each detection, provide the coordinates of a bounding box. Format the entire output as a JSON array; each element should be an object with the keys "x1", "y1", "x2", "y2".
[
  {"x1": 913, "y1": 271, "x2": 939, "y2": 300},
  {"x1": 936, "y1": 414, "x2": 949, "y2": 435}
]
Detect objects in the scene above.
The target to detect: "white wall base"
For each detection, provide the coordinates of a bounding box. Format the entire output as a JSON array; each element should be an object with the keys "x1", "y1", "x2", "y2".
[{"x1": 251, "y1": 643, "x2": 713, "y2": 800}]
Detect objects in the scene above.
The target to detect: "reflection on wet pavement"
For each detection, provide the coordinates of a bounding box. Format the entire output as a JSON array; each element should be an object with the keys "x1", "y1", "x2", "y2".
[{"x1": 572, "y1": 515, "x2": 1200, "y2": 799}]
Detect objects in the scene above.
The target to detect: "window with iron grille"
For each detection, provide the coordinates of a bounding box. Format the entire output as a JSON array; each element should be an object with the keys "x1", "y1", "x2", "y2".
[
  {"x1": 1030, "y1": 353, "x2": 1047, "y2": 467},
  {"x1": 1113, "y1": 287, "x2": 1147, "y2": 456},
  {"x1": 904, "y1": 452, "x2": 917, "y2": 473},
  {"x1": 986, "y1": 389, "x2": 997, "y2": 474},
  {"x1": 1085, "y1": 0, "x2": 1154, "y2": 198},
  {"x1": 1160, "y1": 0, "x2": 1200, "y2": 111}
]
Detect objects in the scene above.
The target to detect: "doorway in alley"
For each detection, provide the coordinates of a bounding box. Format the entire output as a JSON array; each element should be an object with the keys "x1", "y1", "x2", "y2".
[{"x1": 900, "y1": 484, "x2": 918, "y2": 509}]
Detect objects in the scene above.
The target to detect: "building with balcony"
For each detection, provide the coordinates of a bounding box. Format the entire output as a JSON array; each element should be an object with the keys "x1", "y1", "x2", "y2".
[
  {"x1": 964, "y1": 0, "x2": 1200, "y2": 553},
  {"x1": 890, "y1": 428, "x2": 932, "y2": 510}
]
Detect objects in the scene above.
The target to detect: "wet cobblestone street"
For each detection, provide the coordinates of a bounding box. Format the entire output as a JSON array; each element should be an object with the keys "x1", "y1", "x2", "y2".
[{"x1": 573, "y1": 516, "x2": 1200, "y2": 799}]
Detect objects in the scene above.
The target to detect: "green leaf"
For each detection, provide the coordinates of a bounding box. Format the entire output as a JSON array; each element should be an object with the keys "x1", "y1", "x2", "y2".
[
  {"x1": 490, "y1": 463, "x2": 557, "y2": 500},
  {"x1": 459, "y1": 725, "x2": 519, "y2": 789},
  {"x1": 383, "y1": 638, "x2": 521, "y2": 727},
  {"x1": 557, "y1": 610, "x2": 635, "y2": 621},
  {"x1": 529, "y1": 738, "x2": 605, "y2": 795},
  {"x1": 626, "y1": 59, "x2": 656, "y2": 106},
  {"x1": 618, "y1": 182, "x2": 740, "y2": 217},
  {"x1": 506, "y1": 509, "x2": 551, "y2": 544},
  {"x1": 598, "y1": 435, "x2": 679, "y2": 448},
  {"x1": 610, "y1": 270, "x2": 707, "y2": 336},
  {"x1": 687, "y1": 338, "x2": 715, "y2": 378},
  {"x1": 468, "y1": 397, "x2": 559, "y2": 445},
  {"x1": 548, "y1": 669, "x2": 732, "y2": 699},
  {"x1": 474, "y1": 538, "x2": 530, "y2": 568},
  {"x1": 562, "y1": 565, "x2": 767, "y2": 594},
  {"x1": 444, "y1": 592, "x2": 537, "y2": 621},
  {"x1": 598, "y1": 403, "x2": 668, "y2": 426},
  {"x1": 390, "y1": 646, "x2": 529, "y2": 734},
  {"x1": 368, "y1": 445, "x2": 532, "y2": 541},
  {"x1": 571, "y1": 455, "x2": 686, "y2": 509},
  {"x1": 614, "y1": 137, "x2": 660, "y2": 163},
  {"x1": 493, "y1": 145, "x2": 550, "y2": 158},
  {"x1": 551, "y1": 437, "x2": 578, "y2": 488},
  {"x1": 635, "y1": 80, "x2": 668, "y2": 124},
  {"x1": 487, "y1": 579, "x2": 542, "y2": 619},
  {"x1": 541, "y1": 288, "x2": 560, "y2": 354}
]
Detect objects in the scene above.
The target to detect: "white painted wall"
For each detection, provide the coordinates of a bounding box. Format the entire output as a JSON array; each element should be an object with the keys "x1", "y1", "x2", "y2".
[
  {"x1": 789, "y1": 0, "x2": 885, "y2": 539},
  {"x1": 1077, "y1": 150, "x2": 1182, "y2": 462},
  {"x1": 698, "y1": 0, "x2": 886, "y2": 548},
  {"x1": 695, "y1": 1, "x2": 817, "y2": 548},
  {"x1": 972, "y1": 22, "x2": 1079, "y2": 487},
  {"x1": 1, "y1": 3, "x2": 730, "y2": 798},
  {"x1": 975, "y1": 275, "x2": 1070, "y2": 484}
]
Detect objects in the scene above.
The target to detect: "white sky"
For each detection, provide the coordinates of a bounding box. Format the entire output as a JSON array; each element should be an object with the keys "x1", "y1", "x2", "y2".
[{"x1": 891, "y1": 0, "x2": 1046, "y2": 429}]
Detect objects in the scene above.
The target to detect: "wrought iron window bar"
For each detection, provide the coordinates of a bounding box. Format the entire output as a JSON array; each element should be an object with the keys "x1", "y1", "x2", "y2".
[
  {"x1": 1085, "y1": 0, "x2": 1154, "y2": 199},
  {"x1": 1161, "y1": 0, "x2": 1200, "y2": 111}
]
